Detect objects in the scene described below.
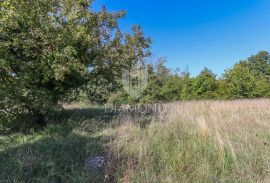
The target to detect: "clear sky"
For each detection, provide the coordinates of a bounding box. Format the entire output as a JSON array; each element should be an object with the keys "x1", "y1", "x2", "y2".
[{"x1": 93, "y1": 0, "x2": 270, "y2": 76}]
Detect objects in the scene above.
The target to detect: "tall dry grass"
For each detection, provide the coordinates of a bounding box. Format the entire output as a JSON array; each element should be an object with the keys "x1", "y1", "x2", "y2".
[
  {"x1": 108, "y1": 99, "x2": 270, "y2": 182},
  {"x1": 2, "y1": 100, "x2": 269, "y2": 182}
]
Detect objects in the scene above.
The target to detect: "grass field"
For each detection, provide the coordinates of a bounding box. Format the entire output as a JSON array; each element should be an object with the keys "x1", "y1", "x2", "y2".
[{"x1": 1, "y1": 100, "x2": 270, "y2": 182}]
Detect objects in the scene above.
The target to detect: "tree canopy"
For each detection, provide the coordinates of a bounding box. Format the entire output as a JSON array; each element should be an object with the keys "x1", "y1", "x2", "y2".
[{"x1": 0, "y1": 0, "x2": 151, "y2": 124}]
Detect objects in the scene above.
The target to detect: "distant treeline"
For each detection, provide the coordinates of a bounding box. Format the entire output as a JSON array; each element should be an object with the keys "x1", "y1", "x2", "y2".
[{"x1": 73, "y1": 51, "x2": 270, "y2": 104}]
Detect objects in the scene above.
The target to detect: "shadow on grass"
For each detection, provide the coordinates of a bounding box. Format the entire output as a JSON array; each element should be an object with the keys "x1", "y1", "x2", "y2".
[
  {"x1": 0, "y1": 133, "x2": 109, "y2": 183},
  {"x1": 52, "y1": 107, "x2": 117, "y2": 124},
  {"x1": 0, "y1": 107, "x2": 120, "y2": 183},
  {"x1": 1, "y1": 104, "x2": 157, "y2": 136},
  {"x1": 1, "y1": 107, "x2": 118, "y2": 135}
]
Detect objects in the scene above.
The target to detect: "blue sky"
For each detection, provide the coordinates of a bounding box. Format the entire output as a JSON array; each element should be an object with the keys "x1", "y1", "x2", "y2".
[{"x1": 93, "y1": 0, "x2": 270, "y2": 76}]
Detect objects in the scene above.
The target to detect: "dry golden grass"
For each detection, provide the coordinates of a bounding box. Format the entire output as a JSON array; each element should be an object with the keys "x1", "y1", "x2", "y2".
[{"x1": 109, "y1": 99, "x2": 270, "y2": 182}]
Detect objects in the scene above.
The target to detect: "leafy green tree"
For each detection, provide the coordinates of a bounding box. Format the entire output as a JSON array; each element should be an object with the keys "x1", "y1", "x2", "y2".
[
  {"x1": 223, "y1": 64, "x2": 256, "y2": 99},
  {"x1": 160, "y1": 75, "x2": 181, "y2": 101},
  {"x1": 107, "y1": 90, "x2": 130, "y2": 105},
  {"x1": 191, "y1": 68, "x2": 218, "y2": 99},
  {"x1": 180, "y1": 69, "x2": 193, "y2": 100},
  {"x1": 215, "y1": 79, "x2": 230, "y2": 99},
  {"x1": 245, "y1": 51, "x2": 270, "y2": 78},
  {"x1": 243, "y1": 51, "x2": 270, "y2": 98},
  {"x1": 140, "y1": 58, "x2": 182, "y2": 102},
  {"x1": 0, "y1": 0, "x2": 151, "y2": 124},
  {"x1": 253, "y1": 76, "x2": 270, "y2": 97},
  {"x1": 140, "y1": 58, "x2": 167, "y2": 102}
]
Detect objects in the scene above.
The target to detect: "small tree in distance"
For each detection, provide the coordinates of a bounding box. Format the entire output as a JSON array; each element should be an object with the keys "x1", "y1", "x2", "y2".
[
  {"x1": 192, "y1": 68, "x2": 218, "y2": 99},
  {"x1": 223, "y1": 63, "x2": 256, "y2": 99}
]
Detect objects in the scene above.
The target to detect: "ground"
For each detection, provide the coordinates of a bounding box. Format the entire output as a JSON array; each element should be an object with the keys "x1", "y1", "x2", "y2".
[{"x1": 1, "y1": 100, "x2": 270, "y2": 182}]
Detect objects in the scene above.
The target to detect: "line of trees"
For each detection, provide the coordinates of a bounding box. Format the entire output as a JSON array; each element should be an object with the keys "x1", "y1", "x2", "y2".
[
  {"x1": 82, "y1": 51, "x2": 270, "y2": 104},
  {"x1": 144, "y1": 51, "x2": 270, "y2": 102}
]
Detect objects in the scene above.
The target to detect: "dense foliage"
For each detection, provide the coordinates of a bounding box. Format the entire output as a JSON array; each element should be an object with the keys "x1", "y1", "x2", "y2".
[
  {"x1": 0, "y1": 0, "x2": 150, "y2": 124},
  {"x1": 104, "y1": 51, "x2": 270, "y2": 104}
]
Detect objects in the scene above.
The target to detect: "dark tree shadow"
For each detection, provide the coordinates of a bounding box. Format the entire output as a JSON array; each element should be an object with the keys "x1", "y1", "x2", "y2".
[
  {"x1": 1, "y1": 107, "x2": 118, "y2": 135},
  {"x1": 0, "y1": 107, "x2": 122, "y2": 183},
  {"x1": 0, "y1": 133, "x2": 110, "y2": 183}
]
